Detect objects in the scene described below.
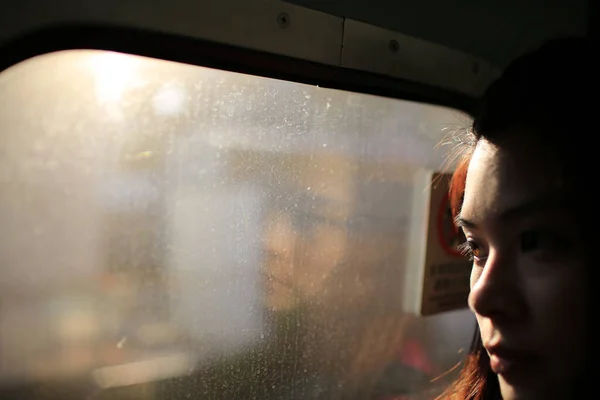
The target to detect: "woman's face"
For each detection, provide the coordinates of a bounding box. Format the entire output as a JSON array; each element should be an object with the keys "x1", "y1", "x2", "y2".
[
  {"x1": 459, "y1": 136, "x2": 587, "y2": 400},
  {"x1": 262, "y1": 207, "x2": 347, "y2": 312}
]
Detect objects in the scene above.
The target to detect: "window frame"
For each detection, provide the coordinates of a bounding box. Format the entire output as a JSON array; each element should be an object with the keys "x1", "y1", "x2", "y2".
[{"x1": 0, "y1": 24, "x2": 477, "y2": 115}]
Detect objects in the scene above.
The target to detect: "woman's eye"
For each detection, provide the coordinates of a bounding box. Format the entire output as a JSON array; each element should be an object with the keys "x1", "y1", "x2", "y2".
[
  {"x1": 520, "y1": 231, "x2": 539, "y2": 251},
  {"x1": 520, "y1": 230, "x2": 570, "y2": 255},
  {"x1": 458, "y1": 240, "x2": 485, "y2": 262}
]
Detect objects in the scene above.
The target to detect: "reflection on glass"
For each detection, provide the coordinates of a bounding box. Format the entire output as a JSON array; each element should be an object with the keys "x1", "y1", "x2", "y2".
[
  {"x1": 0, "y1": 50, "x2": 475, "y2": 400},
  {"x1": 261, "y1": 161, "x2": 350, "y2": 312}
]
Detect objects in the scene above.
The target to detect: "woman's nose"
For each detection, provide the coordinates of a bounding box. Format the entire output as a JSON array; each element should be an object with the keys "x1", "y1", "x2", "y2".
[
  {"x1": 263, "y1": 213, "x2": 296, "y2": 256},
  {"x1": 468, "y1": 250, "x2": 527, "y2": 322}
]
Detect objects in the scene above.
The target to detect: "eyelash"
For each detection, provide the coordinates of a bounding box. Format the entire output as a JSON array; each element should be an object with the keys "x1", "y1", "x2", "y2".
[
  {"x1": 457, "y1": 240, "x2": 483, "y2": 262},
  {"x1": 456, "y1": 230, "x2": 570, "y2": 263},
  {"x1": 520, "y1": 230, "x2": 570, "y2": 255}
]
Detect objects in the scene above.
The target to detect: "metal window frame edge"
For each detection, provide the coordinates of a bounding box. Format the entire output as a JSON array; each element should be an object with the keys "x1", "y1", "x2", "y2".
[{"x1": 0, "y1": 0, "x2": 495, "y2": 110}]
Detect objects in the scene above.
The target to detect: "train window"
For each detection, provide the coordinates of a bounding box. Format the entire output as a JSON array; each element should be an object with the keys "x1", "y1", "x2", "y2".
[{"x1": 0, "y1": 50, "x2": 475, "y2": 399}]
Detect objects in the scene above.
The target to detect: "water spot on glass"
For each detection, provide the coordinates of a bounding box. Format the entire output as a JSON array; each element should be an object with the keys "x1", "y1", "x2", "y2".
[{"x1": 116, "y1": 337, "x2": 127, "y2": 349}]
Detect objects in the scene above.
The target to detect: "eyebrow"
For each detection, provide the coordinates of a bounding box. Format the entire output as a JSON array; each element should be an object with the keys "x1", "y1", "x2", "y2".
[
  {"x1": 455, "y1": 193, "x2": 570, "y2": 229},
  {"x1": 454, "y1": 215, "x2": 476, "y2": 228}
]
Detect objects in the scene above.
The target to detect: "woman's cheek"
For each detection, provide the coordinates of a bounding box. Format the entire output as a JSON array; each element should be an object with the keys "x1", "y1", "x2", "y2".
[{"x1": 469, "y1": 265, "x2": 481, "y2": 290}]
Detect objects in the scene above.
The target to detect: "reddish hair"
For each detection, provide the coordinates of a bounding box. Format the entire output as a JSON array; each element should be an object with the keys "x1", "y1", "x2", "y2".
[{"x1": 448, "y1": 153, "x2": 472, "y2": 222}]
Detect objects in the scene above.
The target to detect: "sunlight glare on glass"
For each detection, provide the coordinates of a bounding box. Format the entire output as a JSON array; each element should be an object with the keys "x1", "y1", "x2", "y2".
[
  {"x1": 152, "y1": 83, "x2": 187, "y2": 116},
  {"x1": 87, "y1": 51, "x2": 141, "y2": 104}
]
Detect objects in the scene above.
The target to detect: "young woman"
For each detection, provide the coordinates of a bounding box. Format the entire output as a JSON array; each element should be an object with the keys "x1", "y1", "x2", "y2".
[{"x1": 441, "y1": 37, "x2": 596, "y2": 400}]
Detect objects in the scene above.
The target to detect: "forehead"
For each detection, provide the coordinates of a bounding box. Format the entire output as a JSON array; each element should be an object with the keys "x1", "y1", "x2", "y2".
[{"x1": 461, "y1": 138, "x2": 564, "y2": 223}]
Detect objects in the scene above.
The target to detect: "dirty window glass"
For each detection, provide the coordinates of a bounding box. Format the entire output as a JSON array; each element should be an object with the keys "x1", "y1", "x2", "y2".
[{"x1": 0, "y1": 50, "x2": 475, "y2": 400}]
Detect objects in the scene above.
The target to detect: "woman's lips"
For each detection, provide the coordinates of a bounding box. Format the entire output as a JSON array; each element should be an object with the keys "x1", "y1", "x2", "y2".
[
  {"x1": 488, "y1": 346, "x2": 540, "y2": 376},
  {"x1": 261, "y1": 269, "x2": 294, "y2": 294},
  {"x1": 264, "y1": 274, "x2": 293, "y2": 288},
  {"x1": 490, "y1": 353, "x2": 513, "y2": 374}
]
